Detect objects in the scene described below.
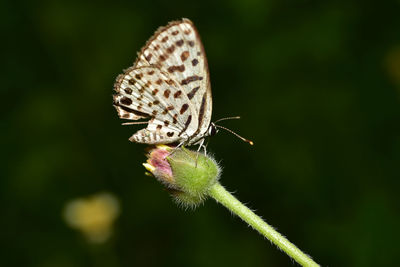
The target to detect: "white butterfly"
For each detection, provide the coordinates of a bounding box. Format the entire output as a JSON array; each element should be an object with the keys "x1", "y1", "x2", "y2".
[{"x1": 113, "y1": 19, "x2": 252, "y2": 149}]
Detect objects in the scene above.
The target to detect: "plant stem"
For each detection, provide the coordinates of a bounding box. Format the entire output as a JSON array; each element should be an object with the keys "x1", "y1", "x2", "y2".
[{"x1": 208, "y1": 182, "x2": 319, "y2": 267}]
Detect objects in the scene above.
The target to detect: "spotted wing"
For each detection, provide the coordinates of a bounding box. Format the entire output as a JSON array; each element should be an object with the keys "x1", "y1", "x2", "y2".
[
  {"x1": 113, "y1": 66, "x2": 199, "y2": 144},
  {"x1": 134, "y1": 19, "x2": 212, "y2": 144}
]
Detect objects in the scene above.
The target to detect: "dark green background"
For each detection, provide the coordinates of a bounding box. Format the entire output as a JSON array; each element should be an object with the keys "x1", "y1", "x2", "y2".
[{"x1": 2, "y1": 0, "x2": 400, "y2": 266}]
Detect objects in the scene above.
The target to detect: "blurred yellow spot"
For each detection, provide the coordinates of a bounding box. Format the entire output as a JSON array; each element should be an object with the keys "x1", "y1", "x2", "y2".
[{"x1": 63, "y1": 193, "x2": 120, "y2": 243}]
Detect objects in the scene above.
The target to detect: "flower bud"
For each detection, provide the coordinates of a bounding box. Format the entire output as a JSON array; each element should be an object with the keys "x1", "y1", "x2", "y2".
[
  {"x1": 143, "y1": 145, "x2": 220, "y2": 207},
  {"x1": 143, "y1": 145, "x2": 175, "y2": 187}
]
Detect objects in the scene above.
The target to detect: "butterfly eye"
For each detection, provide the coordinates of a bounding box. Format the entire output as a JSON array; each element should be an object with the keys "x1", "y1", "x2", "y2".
[{"x1": 209, "y1": 124, "x2": 218, "y2": 136}]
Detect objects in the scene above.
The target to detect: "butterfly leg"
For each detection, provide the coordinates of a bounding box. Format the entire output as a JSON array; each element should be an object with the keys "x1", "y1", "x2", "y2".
[
  {"x1": 168, "y1": 140, "x2": 186, "y2": 157},
  {"x1": 194, "y1": 138, "x2": 208, "y2": 167},
  {"x1": 196, "y1": 138, "x2": 209, "y2": 155},
  {"x1": 196, "y1": 138, "x2": 205, "y2": 153},
  {"x1": 203, "y1": 139, "x2": 210, "y2": 156}
]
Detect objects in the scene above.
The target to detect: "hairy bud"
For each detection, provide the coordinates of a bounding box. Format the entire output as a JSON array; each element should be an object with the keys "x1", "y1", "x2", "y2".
[{"x1": 143, "y1": 145, "x2": 220, "y2": 208}]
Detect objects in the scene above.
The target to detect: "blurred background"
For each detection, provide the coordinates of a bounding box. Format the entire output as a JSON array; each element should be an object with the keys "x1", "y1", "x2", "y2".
[{"x1": 2, "y1": 0, "x2": 400, "y2": 266}]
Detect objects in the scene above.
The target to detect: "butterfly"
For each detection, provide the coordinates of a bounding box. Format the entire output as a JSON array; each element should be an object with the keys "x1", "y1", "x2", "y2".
[{"x1": 113, "y1": 19, "x2": 252, "y2": 150}]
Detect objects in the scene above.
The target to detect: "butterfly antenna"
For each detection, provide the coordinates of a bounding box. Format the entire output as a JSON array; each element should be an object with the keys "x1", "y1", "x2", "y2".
[
  {"x1": 214, "y1": 116, "x2": 241, "y2": 124},
  {"x1": 214, "y1": 125, "x2": 254, "y2": 145},
  {"x1": 122, "y1": 121, "x2": 149, "y2": 126}
]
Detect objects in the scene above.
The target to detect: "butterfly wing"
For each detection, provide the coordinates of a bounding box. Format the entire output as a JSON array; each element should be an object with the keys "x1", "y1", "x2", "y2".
[
  {"x1": 134, "y1": 19, "x2": 213, "y2": 144},
  {"x1": 114, "y1": 66, "x2": 198, "y2": 144}
]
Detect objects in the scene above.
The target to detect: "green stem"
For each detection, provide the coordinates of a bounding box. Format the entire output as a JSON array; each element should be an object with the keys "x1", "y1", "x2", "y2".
[{"x1": 208, "y1": 182, "x2": 319, "y2": 267}]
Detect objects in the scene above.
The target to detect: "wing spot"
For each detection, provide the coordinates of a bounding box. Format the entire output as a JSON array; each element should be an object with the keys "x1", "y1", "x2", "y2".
[
  {"x1": 147, "y1": 70, "x2": 155, "y2": 75},
  {"x1": 167, "y1": 65, "x2": 185, "y2": 73},
  {"x1": 179, "y1": 115, "x2": 192, "y2": 136},
  {"x1": 162, "y1": 106, "x2": 174, "y2": 115},
  {"x1": 156, "y1": 125, "x2": 162, "y2": 130},
  {"x1": 148, "y1": 102, "x2": 153, "y2": 107},
  {"x1": 145, "y1": 53, "x2": 153, "y2": 61},
  {"x1": 184, "y1": 29, "x2": 191, "y2": 35},
  {"x1": 135, "y1": 73, "x2": 143, "y2": 80},
  {"x1": 181, "y1": 76, "x2": 203, "y2": 85},
  {"x1": 120, "y1": 97, "x2": 132, "y2": 105},
  {"x1": 116, "y1": 104, "x2": 149, "y2": 117},
  {"x1": 124, "y1": 88, "x2": 133, "y2": 94},
  {"x1": 164, "y1": 120, "x2": 170, "y2": 126},
  {"x1": 165, "y1": 79, "x2": 175, "y2": 85},
  {"x1": 187, "y1": 86, "x2": 200, "y2": 100},
  {"x1": 152, "y1": 110, "x2": 158, "y2": 116},
  {"x1": 152, "y1": 89, "x2": 159, "y2": 95},
  {"x1": 156, "y1": 79, "x2": 163, "y2": 85},
  {"x1": 180, "y1": 103, "x2": 189, "y2": 114},
  {"x1": 153, "y1": 100, "x2": 160, "y2": 105},
  {"x1": 144, "y1": 81, "x2": 152, "y2": 87},
  {"x1": 161, "y1": 36, "x2": 169, "y2": 42},
  {"x1": 128, "y1": 78, "x2": 136, "y2": 85},
  {"x1": 191, "y1": 59, "x2": 199, "y2": 66},
  {"x1": 188, "y1": 40, "x2": 195, "y2": 47},
  {"x1": 154, "y1": 44, "x2": 160, "y2": 51},
  {"x1": 137, "y1": 104, "x2": 143, "y2": 110},
  {"x1": 166, "y1": 45, "x2": 175, "y2": 54},
  {"x1": 159, "y1": 54, "x2": 168, "y2": 61},
  {"x1": 198, "y1": 93, "x2": 206, "y2": 129},
  {"x1": 171, "y1": 30, "x2": 179, "y2": 35},
  {"x1": 174, "y1": 90, "x2": 182, "y2": 98},
  {"x1": 164, "y1": 89, "x2": 171, "y2": 98},
  {"x1": 180, "y1": 51, "x2": 190, "y2": 62},
  {"x1": 176, "y1": 40, "x2": 184, "y2": 47},
  {"x1": 167, "y1": 132, "x2": 174, "y2": 137},
  {"x1": 173, "y1": 114, "x2": 178, "y2": 124}
]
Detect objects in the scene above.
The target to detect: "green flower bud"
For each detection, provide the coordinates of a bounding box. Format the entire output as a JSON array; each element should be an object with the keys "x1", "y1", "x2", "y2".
[{"x1": 143, "y1": 145, "x2": 220, "y2": 208}]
